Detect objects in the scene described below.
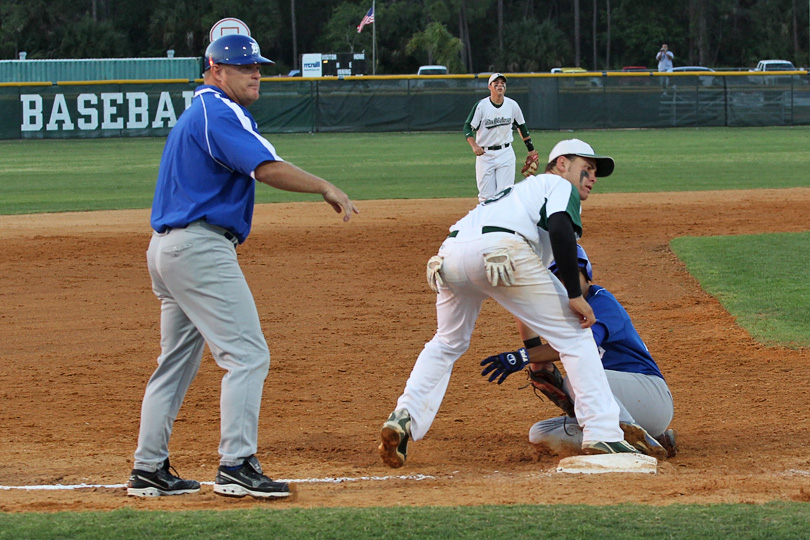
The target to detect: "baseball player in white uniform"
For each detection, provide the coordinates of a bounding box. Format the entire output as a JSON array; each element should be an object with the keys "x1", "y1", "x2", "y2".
[
  {"x1": 379, "y1": 139, "x2": 641, "y2": 468},
  {"x1": 464, "y1": 73, "x2": 538, "y2": 202}
]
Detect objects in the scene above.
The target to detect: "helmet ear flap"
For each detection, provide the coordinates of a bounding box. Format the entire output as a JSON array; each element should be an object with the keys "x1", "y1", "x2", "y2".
[
  {"x1": 548, "y1": 244, "x2": 593, "y2": 281},
  {"x1": 575, "y1": 244, "x2": 593, "y2": 281}
]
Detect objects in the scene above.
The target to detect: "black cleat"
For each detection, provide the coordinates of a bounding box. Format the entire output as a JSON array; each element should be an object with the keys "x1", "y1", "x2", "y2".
[
  {"x1": 127, "y1": 459, "x2": 200, "y2": 497},
  {"x1": 213, "y1": 456, "x2": 291, "y2": 499}
]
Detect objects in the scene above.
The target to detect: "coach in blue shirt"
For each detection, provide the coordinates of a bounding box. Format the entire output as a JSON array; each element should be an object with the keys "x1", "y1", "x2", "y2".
[{"x1": 127, "y1": 34, "x2": 358, "y2": 500}]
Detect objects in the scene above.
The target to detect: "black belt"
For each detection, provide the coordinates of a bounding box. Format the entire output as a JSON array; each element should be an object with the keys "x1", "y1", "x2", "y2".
[
  {"x1": 222, "y1": 230, "x2": 239, "y2": 245},
  {"x1": 485, "y1": 142, "x2": 510, "y2": 151},
  {"x1": 165, "y1": 221, "x2": 239, "y2": 246},
  {"x1": 447, "y1": 226, "x2": 516, "y2": 238}
]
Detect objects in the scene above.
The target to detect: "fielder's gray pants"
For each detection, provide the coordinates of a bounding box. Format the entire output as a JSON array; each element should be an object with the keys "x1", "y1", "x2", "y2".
[{"x1": 133, "y1": 221, "x2": 270, "y2": 471}]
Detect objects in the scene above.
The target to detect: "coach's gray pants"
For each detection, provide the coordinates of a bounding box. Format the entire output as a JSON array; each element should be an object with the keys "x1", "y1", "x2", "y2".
[{"x1": 134, "y1": 221, "x2": 270, "y2": 471}]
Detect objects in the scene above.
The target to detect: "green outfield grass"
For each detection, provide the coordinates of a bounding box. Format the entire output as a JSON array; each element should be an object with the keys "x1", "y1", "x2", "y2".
[
  {"x1": 0, "y1": 126, "x2": 808, "y2": 215},
  {"x1": 0, "y1": 502, "x2": 807, "y2": 539}
]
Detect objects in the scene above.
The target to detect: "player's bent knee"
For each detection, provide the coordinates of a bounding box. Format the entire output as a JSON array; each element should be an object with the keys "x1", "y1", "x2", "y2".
[
  {"x1": 430, "y1": 336, "x2": 470, "y2": 357},
  {"x1": 529, "y1": 420, "x2": 558, "y2": 444},
  {"x1": 239, "y1": 351, "x2": 271, "y2": 375}
]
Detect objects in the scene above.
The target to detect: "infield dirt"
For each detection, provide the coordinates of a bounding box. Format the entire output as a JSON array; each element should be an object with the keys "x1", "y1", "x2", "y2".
[{"x1": 2, "y1": 190, "x2": 809, "y2": 512}]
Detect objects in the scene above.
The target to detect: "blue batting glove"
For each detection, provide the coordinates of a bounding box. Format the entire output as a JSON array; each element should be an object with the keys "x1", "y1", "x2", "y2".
[{"x1": 480, "y1": 348, "x2": 530, "y2": 384}]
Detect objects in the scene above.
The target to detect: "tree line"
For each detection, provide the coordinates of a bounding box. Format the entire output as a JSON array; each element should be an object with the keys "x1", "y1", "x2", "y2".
[{"x1": 1, "y1": 0, "x2": 807, "y2": 75}]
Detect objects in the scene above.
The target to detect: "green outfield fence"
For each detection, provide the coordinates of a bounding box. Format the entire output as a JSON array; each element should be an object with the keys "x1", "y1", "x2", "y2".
[{"x1": 1, "y1": 71, "x2": 808, "y2": 139}]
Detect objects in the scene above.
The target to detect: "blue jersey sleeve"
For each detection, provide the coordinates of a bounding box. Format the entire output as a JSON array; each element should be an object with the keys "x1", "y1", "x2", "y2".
[
  {"x1": 588, "y1": 285, "x2": 664, "y2": 379},
  {"x1": 202, "y1": 92, "x2": 281, "y2": 177}
]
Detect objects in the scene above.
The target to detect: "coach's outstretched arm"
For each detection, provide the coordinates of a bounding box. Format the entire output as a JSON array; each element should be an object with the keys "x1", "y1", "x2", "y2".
[{"x1": 254, "y1": 160, "x2": 359, "y2": 221}]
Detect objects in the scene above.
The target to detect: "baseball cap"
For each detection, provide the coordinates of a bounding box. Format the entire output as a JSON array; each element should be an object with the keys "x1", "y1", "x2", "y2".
[
  {"x1": 548, "y1": 139, "x2": 615, "y2": 177},
  {"x1": 488, "y1": 72, "x2": 507, "y2": 85},
  {"x1": 548, "y1": 244, "x2": 593, "y2": 281}
]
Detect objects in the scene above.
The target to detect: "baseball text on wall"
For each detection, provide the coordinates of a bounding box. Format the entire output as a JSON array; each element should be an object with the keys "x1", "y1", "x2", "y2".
[{"x1": 4, "y1": 82, "x2": 200, "y2": 139}]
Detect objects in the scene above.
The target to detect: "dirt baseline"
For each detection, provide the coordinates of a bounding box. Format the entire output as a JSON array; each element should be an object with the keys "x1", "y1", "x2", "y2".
[{"x1": 1, "y1": 190, "x2": 810, "y2": 513}]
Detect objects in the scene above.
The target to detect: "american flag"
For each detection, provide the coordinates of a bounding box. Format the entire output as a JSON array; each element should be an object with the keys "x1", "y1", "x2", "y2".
[{"x1": 356, "y1": 6, "x2": 374, "y2": 33}]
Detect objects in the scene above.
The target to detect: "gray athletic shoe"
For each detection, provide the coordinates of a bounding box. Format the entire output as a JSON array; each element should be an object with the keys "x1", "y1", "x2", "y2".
[
  {"x1": 620, "y1": 422, "x2": 668, "y2": 460},
  {"x1": 655, "y1": 428, "x2": 678, "y2": 458},
  {"x1": 214, "y1": 456, "x2": 291, "y2": 499},
  {"x1": 581, "y1": 439, "x2": 641, "y2": 455},
  {"x1": 126, "y1": 459, "x2": 200, "y2": 497},
  {"x1": 379, "y1": 409, "x2": 412, "y2": 468}
]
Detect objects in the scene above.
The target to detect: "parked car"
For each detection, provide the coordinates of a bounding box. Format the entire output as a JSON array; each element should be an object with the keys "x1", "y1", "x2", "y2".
[
  {"x1": 750, "y1": 60, "x2": 798, "y2": 86},
  {"x1": 417, "y1": 65, "x2": 448, "y2": 75},
  {"x1": 672, "y1": 66, "x2": 715, "y2": 72},
  {"x1": 671, "y1": 66, "x2": 719, "y2": 87},
  {"x1": 621, "y1": 66, "x2": 649, "y2": 72},
  {"x1": 751, "y1": 60, "x2": 796, "y2": 71},
  {"x1": 551, "y1": 67, "x2": 601, "y2": 89}
]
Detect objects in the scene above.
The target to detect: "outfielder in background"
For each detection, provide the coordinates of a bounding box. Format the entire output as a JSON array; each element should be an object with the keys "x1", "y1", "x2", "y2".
[
  {"x1": 379, "y1": 139, "x2": 644, "y2": 469},
  {"x1": 464, "y1": 73, "x2": 539, "y2": 202},
  {"x1": 480, "y1": 244, "x2": 677, "y2": 459},
  {"x1": 126, "y1": 34, "x2": 358, "y2": 499}
]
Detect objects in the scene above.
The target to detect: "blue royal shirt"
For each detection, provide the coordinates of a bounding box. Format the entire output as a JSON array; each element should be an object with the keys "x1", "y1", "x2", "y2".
[
  {"x1": 150, "y1": 85, "x2": 282, "y2": 244},
  {"x1": 587, "y1": 284, "x2": 665, "y2": 380}
]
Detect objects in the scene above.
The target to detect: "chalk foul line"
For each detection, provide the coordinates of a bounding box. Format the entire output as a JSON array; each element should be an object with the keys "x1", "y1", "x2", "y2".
[{"x1": 0, "y1": 474, "x2": 437, "y2": 491}]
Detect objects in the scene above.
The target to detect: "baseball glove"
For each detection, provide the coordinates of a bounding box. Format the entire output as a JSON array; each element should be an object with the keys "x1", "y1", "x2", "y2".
[
  {"x1": 521, "y1": 152, "x2": 539, "y2": 177},
  {"x1": 426, "y1": 255, "x2": 444, "y2": 293},
  {"x1": 526, "y1": 363, "x2": 575, "y2": 418}
]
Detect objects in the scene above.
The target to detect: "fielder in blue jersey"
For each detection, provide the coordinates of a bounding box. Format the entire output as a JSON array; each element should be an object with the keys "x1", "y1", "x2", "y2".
[
  {"x1": 481, "y1": 244, "x2": 677, "y2": 458},
  {"x1": 127, "y1": 34, "x2": 358, "y2": 500}
]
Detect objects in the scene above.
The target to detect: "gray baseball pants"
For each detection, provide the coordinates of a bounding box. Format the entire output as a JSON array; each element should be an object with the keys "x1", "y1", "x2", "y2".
[{"x1": 133, "y1": 220, "x2": 270, "y2": 471}]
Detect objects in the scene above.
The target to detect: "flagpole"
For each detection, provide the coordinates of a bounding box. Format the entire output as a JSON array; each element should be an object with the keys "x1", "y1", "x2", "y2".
[{"x1": 372, "y1": 0, "x2": 376, "y2": 75}]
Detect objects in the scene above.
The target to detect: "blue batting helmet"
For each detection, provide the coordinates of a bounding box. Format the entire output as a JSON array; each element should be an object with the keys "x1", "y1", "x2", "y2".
[
  {"x1": 548, "y1": 244, "x2": 593, "y2": 281},
  {"x1": 204, "y1": 34, "x2": 274, "y2": 71}
]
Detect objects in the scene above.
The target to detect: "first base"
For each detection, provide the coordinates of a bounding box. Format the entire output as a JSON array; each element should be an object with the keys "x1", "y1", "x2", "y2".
[{"x1": 556, "y1": 454, "x2": 658, "y2": 474}]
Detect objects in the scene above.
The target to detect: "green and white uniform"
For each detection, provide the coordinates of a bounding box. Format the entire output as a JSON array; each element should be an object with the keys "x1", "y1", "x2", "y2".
[{"x1": 464, "y1": 96, "x2": 529, "y2": 201}]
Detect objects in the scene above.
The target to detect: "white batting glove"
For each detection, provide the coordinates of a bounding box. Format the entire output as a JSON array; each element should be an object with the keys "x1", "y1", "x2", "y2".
[
  {"x1": 426, "y1": 255, "x2": 445, "y2": 293},
  {"x1": 483, "y1": 248, "x2": 515, "y2": 287}
]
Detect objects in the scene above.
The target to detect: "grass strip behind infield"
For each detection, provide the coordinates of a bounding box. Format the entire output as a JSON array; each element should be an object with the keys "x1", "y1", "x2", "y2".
[
  {"x1": 0, "y1": 126, "x2": 808, "y2": 215},
  {"x1": 0, "y1": 503, "x2": 808, "y2": 539},
  {"x1": 671, "y1": 232, "x2": 810, "y2": 348}
]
